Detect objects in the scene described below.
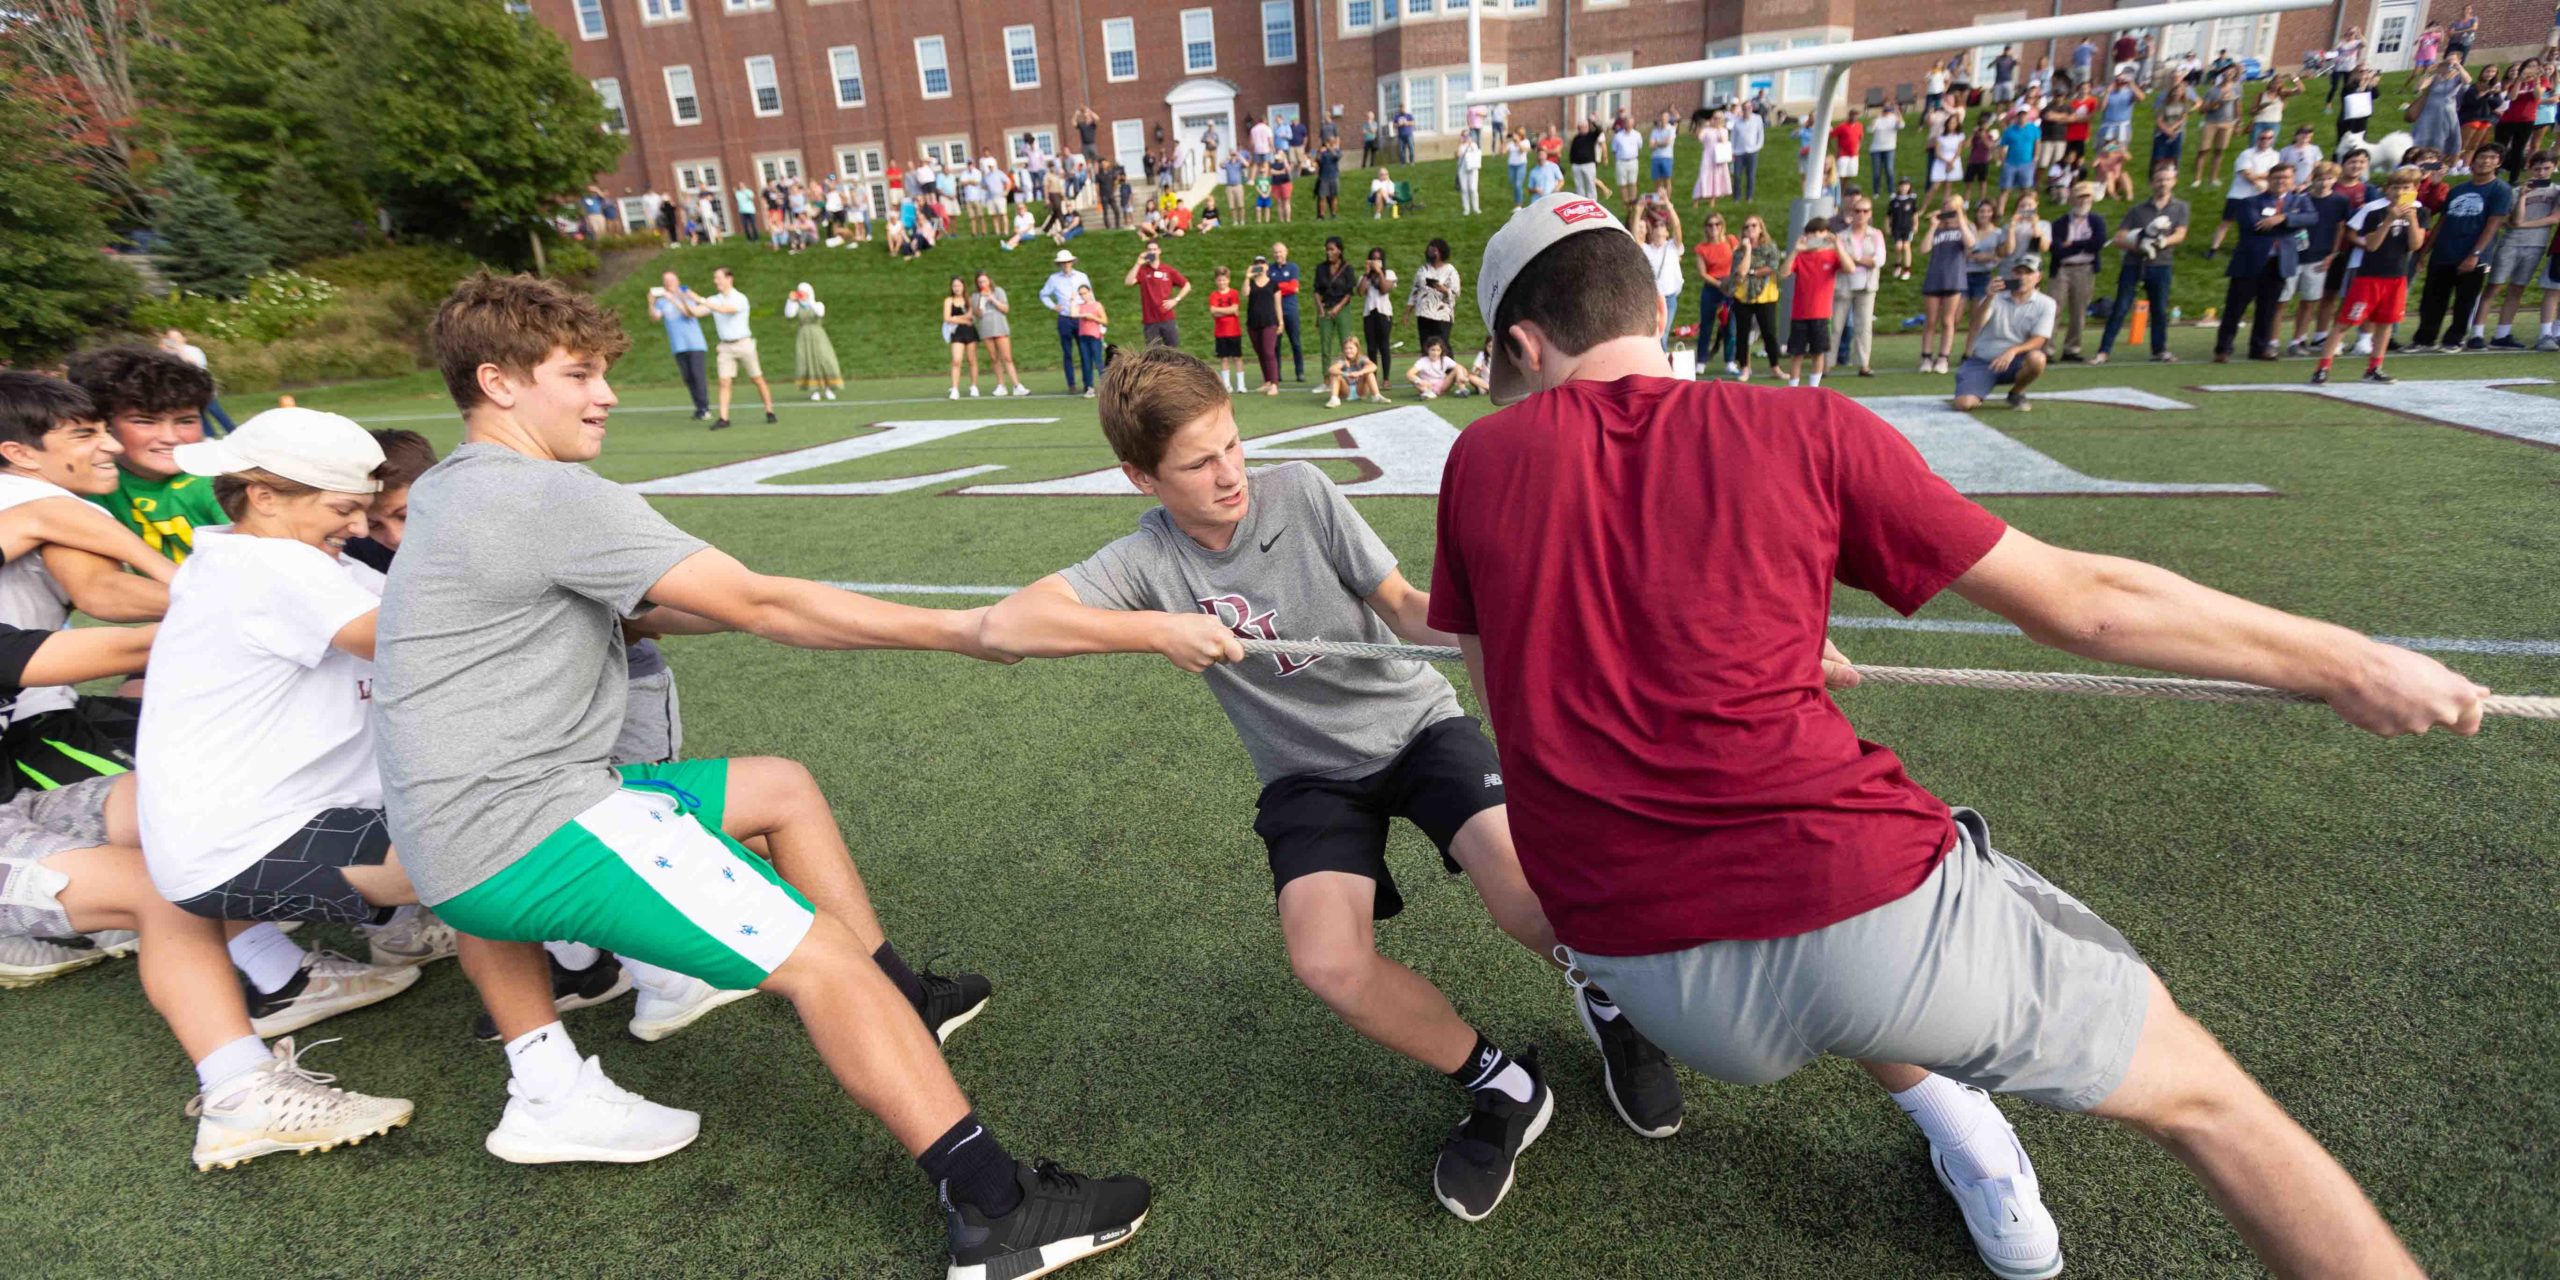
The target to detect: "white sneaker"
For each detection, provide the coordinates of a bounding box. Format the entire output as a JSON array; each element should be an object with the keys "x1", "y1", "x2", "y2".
[
  {"x1": 1928, "y1": 1090, "x2": 2063, "y2": 1280},
  {"x1": 947, "y1": 388, "x2": 960, "y2": 400},
  {"x1": 1325, "y1": 394, "x2": 1342, "y2": 407},
  {"x1": 992, "y1": 384, "x2": 1010, "y2": 397},
  {"x1": 90, "y1": 929, "x2": 140, "y2": 957},
  {"x1": 360, "y1": 909, "x2": 457, "y2": 968},
  {"x1": 824, "y1": 389, "x2": 837, "y2": 400},
  {"x1": 810, "y1": 391, "x2": 822, "y2": 401},
  {"x1": 0, "y1": 933, "x2": 113, "y2": 988},
  {"x1": 627, "y1": 973, "x2": 758, "y2": 1043},
  {"x1": 189, "y1": 1036, "x2": 414, "y2": 1171},
  {"x1": 483, "y1": 1055, "x2": 700, "y2": 1165},
  {"x1": 1011, "y1": 383, "x2": 1031, "y2": 397},
  {"x1": 969, "y1": 385, "x2": 980, "y2": 397},
  {"x1": 1369, "y1": 393, "x2": 1390, "y2": 403},
  {"x1": 247, "y1": 949, "x2": 423, "y2": 1038}
]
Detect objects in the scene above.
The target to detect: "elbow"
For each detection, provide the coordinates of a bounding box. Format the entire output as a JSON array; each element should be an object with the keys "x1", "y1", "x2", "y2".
[{"x1": 977, "y1": 600, "x2": 1036, "y2": 661}]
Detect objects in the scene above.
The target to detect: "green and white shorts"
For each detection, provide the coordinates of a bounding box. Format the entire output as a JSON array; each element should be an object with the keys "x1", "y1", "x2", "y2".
[{"x1": 435, "y1": 760, "x2": 814, "y2": 992}]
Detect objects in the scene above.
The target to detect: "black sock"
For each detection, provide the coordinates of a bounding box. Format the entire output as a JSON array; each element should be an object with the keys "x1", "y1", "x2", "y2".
[
  {"x1": 873, "y1": 941, "x2": 925, "y2": 1008},
  {"x1": 918, "y1": 1111, "x2": 1023, "y2": 1217},
  {"x1": 1446, "y1": 1031, "x2": 1511, "y2": 1094}
]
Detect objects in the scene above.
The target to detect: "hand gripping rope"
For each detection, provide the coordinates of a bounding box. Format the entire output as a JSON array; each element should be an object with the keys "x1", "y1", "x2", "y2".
[{"x1": 1228, "y1": 638, "x2": 2560, "y2": 721}]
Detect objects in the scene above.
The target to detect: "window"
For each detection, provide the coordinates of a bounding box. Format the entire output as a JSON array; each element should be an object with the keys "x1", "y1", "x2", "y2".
[
  {"x1": 1704, "y1": 40, "x2": 1739, "y2": 103},
  {"x1": 1011, "y1": 128, "x2": 1059, "y2": 164},
  {"x1": 1261, "y1": 1, "x2": 1296, "y2": 63},
  {"x1": 745, "y1": 55, "x2": 782, "y2": 117},
  {"x1": 1112, "y1": 118, "x2": 1147, "y2": 168},
  {"x1": 755, "y1": 151, "x2": 802, "y2": 184},
  {"x1": 1004, "y1": 25, "x2": 1040, "y2": 89},
  {"x1": 664, "y1": 65, "x2": 700, "y2": 124},
  {"x1": 574, "y1": 0, "x2": 606, "y2": 39},
  {"x1": 1512, "y1": 0, "x2": 1538, "y2": 8},
  {"x1": 1578, "y1": 54, "x2": 1629, "y2": 122},
  {"x1": 1103, "y1": 18, "x2": 1137, "y2": 81},
  {"x1": 1407, "y1": 75, "x2": 1437, "y2": 134},
  {"x1": 920, "y1": 135, "x2": 971, "y2": 170},
  {"x1": 1377, "y1": 76, "x2": 1401, "y2": 121},
  {"x1": 640, "y1": 0, "x2": 686, "y2": 21},
  {"x1": 1266, "y1": 102, "x2": 1301, "y2": 133},
  {"x1": 674, "y1": 159, "x2": 720, "y2": 193},
  {"x1": 617, "y1": 196, "x2": 652, "y2": 228},
  {"x1": 829, "y1": 46, "x2": 865, "y2": 107},
  {"x1": 1343, "y1": 0, "x2": 1374, "y2": 32},
  {"x1": 838, "y1": 143, "x2": 887, "y2": 215},
  {"x1": 1181, "y1": 8, "x2": 1215, "y2": 74},
  {"x1": 1409, "y1": 0, "x2": 1433, "y2": 14},
  {"x1": 593, "y1": 77, "x2": 626, "y2": 133},
  {"x1": 723, "y1": 0, "x2": 772, "y2": 11},
  {"x1": 1785, "y1": 37, "x2": 1822, "y2": 102},
  {"x1": 915, "y1": 36, "x2": 950, "y2": 99}
]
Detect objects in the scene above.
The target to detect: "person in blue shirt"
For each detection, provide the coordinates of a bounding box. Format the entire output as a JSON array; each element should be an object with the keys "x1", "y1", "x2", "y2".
[
  {"x1": 1394, "y1": 108, "x2": 1416, "y2": 164},
  {"x1": 1039, "y1": 249, "x2": 1098, "y2": 393},
  {"x1": 2001, "y1": 110, "x2": 2042, "y2": 213},
  {"x1": 647, "y1": 271, "x2": 713, "y2": 421},
  {"x1": 2409, "y1": 144, "x2": 2514, "y2": 350}
]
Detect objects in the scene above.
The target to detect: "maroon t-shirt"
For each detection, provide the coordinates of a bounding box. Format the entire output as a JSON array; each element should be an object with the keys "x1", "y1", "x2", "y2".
[
  {"x1": 1428, "y1": 377, "x2": 2008, "y2": 955},
  {"x1": 1133, "y1": 264, "x2": 1190, "y2": 324}
]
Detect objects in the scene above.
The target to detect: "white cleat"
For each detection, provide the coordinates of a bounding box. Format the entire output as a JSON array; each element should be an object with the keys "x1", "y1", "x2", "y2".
[
  {"x1": 189, "y1": 1037, "x2": 414, "y2": 1171},
  {"x1": 1929, "y1": 1088, "x2": 2063, "y2": 1280},
  {"x1": 360, "y1": 909, "x2": 458, "y2": 968},
  {"x1": 627, "y1": 973, "x2": 758, "y2": 1043},
  {"x1": 0, "y1": 933, "x2": 114, "y2": 988},
  {"x1": 483, "y1": 1055, "x2": 700, "y2": 1165},
  {"x1": 90, "y1": 930, "x2": 140, "y2": 958},
  {"x1": 247, "y1": 949, "x2": 423, "y2": 1038}
]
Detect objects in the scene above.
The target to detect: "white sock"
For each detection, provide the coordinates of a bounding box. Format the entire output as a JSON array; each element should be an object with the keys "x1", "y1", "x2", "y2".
[
  {"x1": 1891, "y1": 1074, "x2": 2021, "y2": 1183},
  {"x1": 1583, "y1": 986, "x2": 1624, "y2": 1022},
  {"x1": 1808, "y1": 371, "x2": 1824, "y2": 387},
  {"x1": 227, "y1": 923, "x2": 304, "y2": 995},
  {"x1": 2496, "y1": 323, "x2": 2513, "y2": 339},
  {"x1": 2470, "y1": 322, "x2": 2486, "y2": 338},
  {"x1": 360, "y1": 903, "x2": 420, "y2": 935},
  {"x1": 194, "y1": 1035, "x2": 273, "y2": 1095},
  {"x1": 543, "y1": 940, "x2": 601, "y2": 971},
  {"x1": 504, "y1": 1021, "x2": 585, "y2": 1103}
]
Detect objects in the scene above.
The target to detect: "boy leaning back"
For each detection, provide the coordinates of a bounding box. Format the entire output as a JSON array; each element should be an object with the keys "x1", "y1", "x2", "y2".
[{"x1": 983, "y1": 345, "x2": 1687, "y2": 1224}]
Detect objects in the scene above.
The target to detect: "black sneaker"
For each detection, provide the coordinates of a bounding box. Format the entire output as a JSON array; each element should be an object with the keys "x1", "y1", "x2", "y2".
[
  {"x1": 2310, "y1": 366, "x2": 2330, "y2": 385},
  {"x1": 691, "y1": 410, "x2": 711, "y2": 421},
  {"x1": 915, "y1": 966, "x2": 993, "y2": 1044},
  {"x1": 472, "y1": 950, "x2": 634, "y2": 1041},
  {"x1": 2362, "y1": 368, "x2": 2396, "y2": 384},
  {"x1": 2489, "y1": 334, "x2": 2527, "y2": 351},
  {"x1": 943, "y1": 1159, "x2": 1149, "y2": 1280},
  {"x1": 763, "y1": 410, "x2": 778, "y2": 423},
  {"x1": 1577, "y1": 990, "x2": 1682, "y2": 1138},
  {"x1": 1432, "y1": 1050, "x2": 1554, "y2": 1222},
  {"x1": 2463, "y1": 336, "x2": 2487, "y2": 352},
  {"x1": 710, "y1": 417, "x2": 731, "y2": 431}
]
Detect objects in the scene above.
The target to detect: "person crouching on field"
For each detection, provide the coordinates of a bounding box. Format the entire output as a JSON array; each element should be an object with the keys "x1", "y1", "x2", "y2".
[{"x1": 982, "y1": 345, "x2": 1689, "y2": 1224}]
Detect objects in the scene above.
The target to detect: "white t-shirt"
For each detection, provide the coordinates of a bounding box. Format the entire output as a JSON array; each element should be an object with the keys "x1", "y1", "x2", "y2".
[
  {"x1": 1870, "y1": 113, "x2": 1901, "y2": 152},
  {"x1": 1642, "y1": 239, "x2": 1685, "y2": 292},
  {"x1": 0, "y1": 475, "x2": 82, "y2": 725},
  {"x1": 709, "y1": 288, "x2": 754, "y2": 342},
  {"x1": 2228, "y1": 147, "x2": 2280, "y2": 198},
  {"x1": 174, "y1": 342, "x2": 210, "y2": 370},
  {"x1": 2279, "y1": 142, "x2": 2324, "y2": 176},
  {"x1": 1411, "y1": 354, "x2": 1459, "y2": 391},
  {"x1": 138, "y1": 529, "x2": 385, "y2": 902}
]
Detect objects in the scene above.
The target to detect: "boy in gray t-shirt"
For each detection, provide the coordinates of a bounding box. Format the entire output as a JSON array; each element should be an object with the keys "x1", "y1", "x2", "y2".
[
  {"x1": 373, "y1": 273, "x2": 1149, "y2": 1280},
  {"x1": 983, "y1": 346, "x2": 1682, "y2": 1225}
]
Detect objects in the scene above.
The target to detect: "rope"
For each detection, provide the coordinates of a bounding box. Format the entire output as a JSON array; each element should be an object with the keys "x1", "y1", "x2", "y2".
[{"x1": 1229, "y1": 637, "x2": 2560, "y2": 721}]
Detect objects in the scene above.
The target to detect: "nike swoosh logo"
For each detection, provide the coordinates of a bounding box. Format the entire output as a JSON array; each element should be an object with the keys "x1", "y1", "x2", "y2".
[{"x1": 1259, "y1": 528, "x2": 1287, "y2": 553}]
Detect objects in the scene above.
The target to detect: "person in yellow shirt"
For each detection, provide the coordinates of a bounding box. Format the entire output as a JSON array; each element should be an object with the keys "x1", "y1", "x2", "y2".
[{"x1": 63, "y1": 347, "x2": 227, "y2": 562}]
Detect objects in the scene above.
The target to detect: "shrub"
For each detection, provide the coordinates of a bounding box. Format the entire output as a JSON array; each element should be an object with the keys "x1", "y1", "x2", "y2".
[
  {"x1": 305, "y1": 244, "x2": 486, "y2": 305},
  {"x1": 131, "y1": 270, "x2": 341, "y2": 343}
]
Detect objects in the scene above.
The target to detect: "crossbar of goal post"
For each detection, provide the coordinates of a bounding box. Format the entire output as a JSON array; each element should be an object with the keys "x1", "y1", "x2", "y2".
[{"x1": 1463, "y1": 0, "x2": 2327, "y2": 247}]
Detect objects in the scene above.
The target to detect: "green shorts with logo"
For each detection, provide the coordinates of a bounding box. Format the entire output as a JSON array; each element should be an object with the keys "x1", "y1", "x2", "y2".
[{"x1": 435, "y1": 759, "x2": 816, "y2": 992}]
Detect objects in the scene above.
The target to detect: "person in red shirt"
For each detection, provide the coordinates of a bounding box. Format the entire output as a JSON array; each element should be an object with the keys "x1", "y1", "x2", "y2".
[
  {"x1": 2066, "y1": 90, "x2": 2099, "y2": 162},
  {"x1": 1124, "y1": 244, "x2": 1192, "y2": 350},
  {"x1": 1781, "y1": 217, "x2": 1851, "y2": 387},
  {"x1": 1205, "y1": 266, "x2": 1246, "y2": 390},
  {"x1": 1435, "y1": 192, "x2": 2481, "y2": 1280},
  {"x1": 1829, "y1": 115, "x2": 1864, "y2": 189}
]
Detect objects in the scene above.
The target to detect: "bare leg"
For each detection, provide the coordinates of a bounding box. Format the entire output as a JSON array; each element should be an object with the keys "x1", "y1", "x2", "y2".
[
  {"x1": 338, "y1": 849, "x2": 420, "y2": 907},
  {"x1": 46, "y1": 845, "x2": 255, "y2": 1060},
  {"x1": 1277, "y1": 871, "x2": 1478, "y2": 1073},
  {"x1": 718, "y1": 376, "x2": 735, "y2": 420},
  {"x1": 759, "y1": 912, "x2": 970, "y2": 1153},
  {"x1": 754, "y1": 377, "x2": 775, "y2": 414},
  {"x1": 2092, "y1": 974, "x2": 2422, "y2": 1279},
  {"x1": 460, "y1": 936, "x2": 561, "y2": 1045},
  {"x1": 719, "y1": 756, "x2": 887, "y2": 952},
  {"x1": 1441, "y1": 807, "x2": 1557, "y2": 963}
]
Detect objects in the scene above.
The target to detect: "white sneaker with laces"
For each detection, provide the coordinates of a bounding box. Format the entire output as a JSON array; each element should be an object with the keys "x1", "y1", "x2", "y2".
[
  {"x1": 249, "y1": 949, "x2": 423, "y2": 1038},
  {"x1": 189, "y1": 1036, "x2": 414, "y2": 1171},
  {"x1": 1928, "y1": 1091, "x2": 2063, "y2": 1280},
  {"x1": 992, "y1": 384, "x2": 1010, "y2": 397},
  {"x1": 627, "y1": 973, "x2": 758, "y2": 1042},
  {"x1": 0, "y1": 933, "x2": 112, "y2": 987},
  {"x1": 1012, "y1": 383, "x2": 1031, "y2": 397},
  {"x1": 483, "y1": 1055, "x2": 700, "y2": 1164},
  {"x1": 360, "y1": 909, "x2": 458, "y2": 967}
]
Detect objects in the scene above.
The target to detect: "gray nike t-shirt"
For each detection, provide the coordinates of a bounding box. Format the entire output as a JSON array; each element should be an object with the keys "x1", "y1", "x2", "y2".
[
  {"x1": 374, "y1": 443, "x2": 707, "y2": 904},
  {"x1": 1059, "y1": 461, "x2": 1460, "y2": 784}
]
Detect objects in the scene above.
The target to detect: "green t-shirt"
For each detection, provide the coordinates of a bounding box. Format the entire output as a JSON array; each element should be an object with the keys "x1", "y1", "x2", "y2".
[{"x1": 87, "y1": 468, "x2": 227, "y2": 562}]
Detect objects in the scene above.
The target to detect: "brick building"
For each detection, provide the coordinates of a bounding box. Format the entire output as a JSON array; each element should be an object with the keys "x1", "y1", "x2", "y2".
[{"x1": 533, "y1": 0, "x2": 2541, "y2": 226}]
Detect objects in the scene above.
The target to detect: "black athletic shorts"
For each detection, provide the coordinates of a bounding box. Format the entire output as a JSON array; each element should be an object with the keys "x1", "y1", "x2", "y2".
[
  {"x1": 1215, "y1": 334, "x2": 1244, "y2": 358},
  {"x1": 0, "y1": 696, "x2": 138, "y2": 802},
  {"x1": 1789, "y1": 317, "x2": 1833, "y2": 356},
  {"x1": 172, "y1": 807, "x2": 393, "y2": 924},
  {"x1": 1253, "y1": 716, "x2": 1506, "y2": 921}
]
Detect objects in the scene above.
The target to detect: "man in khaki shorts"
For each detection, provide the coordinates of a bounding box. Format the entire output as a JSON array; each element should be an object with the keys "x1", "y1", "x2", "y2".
[
  {"x1": 701, "y1": 266, "x2": 775, "y2": 433},
  {"x1": 1429, "y1": 193, "x2": 2483, "y2": 1280}
]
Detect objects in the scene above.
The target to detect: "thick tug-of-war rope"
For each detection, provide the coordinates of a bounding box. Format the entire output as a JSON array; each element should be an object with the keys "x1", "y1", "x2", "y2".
[{"x1": 1229, "y1": 638, "x2": 2560, "y2": 721}]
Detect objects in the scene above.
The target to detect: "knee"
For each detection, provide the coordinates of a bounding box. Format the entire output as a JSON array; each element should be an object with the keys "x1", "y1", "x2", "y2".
[
  {"x1": 1286, "y1": 941, "x2": 1374, "y2": 1007},
  {"x1": 1952, "y1": 395, "x2": 1983, "y2": 410}
]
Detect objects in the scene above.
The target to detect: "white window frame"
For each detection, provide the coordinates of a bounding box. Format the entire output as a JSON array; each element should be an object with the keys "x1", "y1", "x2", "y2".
[
  {"x1": 1261, "y1": 0, "x2": 1297, "y2": 64},
  {"x1": 674, "y1": 159, "x2": 721, "y2": 193},
  {"x1": 745, "y1": 55, "x2": 782, "y2": 118},
  {"x1": 915, "y1": 36, "x2": 952, "y2": 100},
  {"x1": 1111, "y1": 117, "x2": 1147, "y2": 168},
  {"x1": 617, "y1": 196, "x2": 652, "y2": 227},
  {"x1": 1266, "y1": 102, "x2": 1302, "y2": 133},
  {"x1": 664, "y1": 64, "x2": 700, "y2": 125},
  {"x1": 838, "y1": 143, "x2": 888, "y2": 214},
  {"x1": 1580, "y1": 0, "x2": 1623, "y2": 9},
  {"x1": 754, "y1": 150, "x2": 803, "y2": 184},
  {"x1": 574, "y1": 0, "x2": 607, "y2": 39},
  {"x1": 1180, "y1": 8, "x2": 1216, "y2": 75},
  {"x1": 1784, "y1": 37, "x2": 1822, "y2": 102},
  {"x1": 1704, "y1": 40, "x2": 1739, "y2": 104},
  {"x1": 1004, "y1": 25, "x2": 1041, "y2": 91},
  {"x1": 1102, "y1": 18, "x2": 1138, "y2": 82},
  {"x1": 919, "y1": 134, "x2": 971, "y2": 171},
  {"x1": 593, "y1": 77, "x2": 626, "y2": 133},
  {"x1": 1969, "y1": 15, "x2": 2026, "y2": 90},
  {"x1": 1577, "y1": 53, "x2": 1630, "y2": 122},
  {"x1": 1010, "y1": 128, "x2": 1060, "y2": 164},
  {"x1": 640, "y1": 0, "x2": 687, "y2": 21},
  {"x1": 723, "y1": 0, "x2": 773, "y2": 11},
  {"x1": 1341, "y1": 0, "x2": 1375, "y2": 33},
  {"x1": 829, "y1": 45, "x2": 866, "y2": 108},
  {"x1": 1409, "y1": 0, "x2": 1434, "y2": 15}
]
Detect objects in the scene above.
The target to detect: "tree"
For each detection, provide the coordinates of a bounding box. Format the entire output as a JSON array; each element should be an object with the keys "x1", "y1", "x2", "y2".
[
  {"x1": 3, "y1": 0, "x2": 157, "y2": 225},
  {"x1": 319, "y1": 0, "x2": 622, "y2": 269},
  {"x1": 255, "y1": 152, "x2": 363, "y2": 262},
  {"x1": 136, "y1": 0, "x2": 342, "y2": 210},
  {"x1": 151, "y1": 152, "x2": 274, "y2": 298},
  {"x1": 0, "y1": 80, "x2": 140, "y2": 365}
]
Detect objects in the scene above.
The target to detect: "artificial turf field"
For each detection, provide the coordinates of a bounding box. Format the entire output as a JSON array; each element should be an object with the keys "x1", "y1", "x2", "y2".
[{"x1": 6, "y1": 340, "x2": 2558, "y2": 1279}]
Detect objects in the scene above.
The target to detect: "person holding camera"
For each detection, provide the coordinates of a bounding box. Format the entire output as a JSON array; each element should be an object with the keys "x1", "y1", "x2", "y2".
[
  {"x1": 2048, "y1": 182, "x2": 2109, "y2": 361},
  {"x1": 1918, "y1": 198, "x2": 1976, "y2": 374},
  {"x1": 1780, "y1": 218, "x2": 1853, "y2": 388},
  {"x1": 2092, "y1": 161, "x2": 2189, "y2": 364},
  {"x1": 2316, "y1": 165, "x2": 2430, "y2": 384},
  {"x1": 1951, "y1": 254, "x2": 2054, "y2": 412},
  {"x1": 646, "y1": 272, "x2": 714, "y2": 421},
  {"x1": 2213, "y1": 161, "x2": 2316, "y2": 363},
  {"x1": 1360, "y1": 247, "x2": 1401, "y2": 382},
  {"x1": 1126, "y1": 244, "x2": 1193, "y2": 351}
]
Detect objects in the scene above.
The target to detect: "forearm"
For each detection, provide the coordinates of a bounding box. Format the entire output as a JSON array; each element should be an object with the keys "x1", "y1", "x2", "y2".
[
  {"x1": 743, "y1": 579, "x2": 987, "y2": 655},
  {"x1": 2015, "y1": 552, "x2": 2377, "y2": 696},
  {"x1": 628, "y1": 606, "x2": 733, "y2": 638},
  {"x1": 1374, "y1": 593, "x2": 1458, "y2": 649},
  {"x1": 981, "y1": 590, "x2": 1172, "y2": 660}
]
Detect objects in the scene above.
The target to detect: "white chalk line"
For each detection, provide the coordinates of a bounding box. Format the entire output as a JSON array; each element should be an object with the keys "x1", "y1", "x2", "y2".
[
  {"x1": 819, "y1": 581, "x2": 2560, "y2": 658},
  {"x1": 346, "y1": 393, "x2": 1092, "y2": 425}
]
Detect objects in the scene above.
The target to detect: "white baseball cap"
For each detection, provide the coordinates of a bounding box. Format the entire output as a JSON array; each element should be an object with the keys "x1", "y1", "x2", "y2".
[
  {"x1": 1475, "y1": 192, "x2": 1634, "y2": 406},
  {"x1": 174, "y1": 407, "x2": 383, "y2": 494}
]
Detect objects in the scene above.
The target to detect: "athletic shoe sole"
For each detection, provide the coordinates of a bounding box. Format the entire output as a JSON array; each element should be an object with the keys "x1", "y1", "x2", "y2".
[
  {"x1": 0, "y1": 952, "x2": 112, "y2": 988},
  {"x1": 1931, "y1": 1151, "x2": 2064, "y2": 1280},
  {"x1": 195, "y1": 1109, "x2": 414, "y2": 1172},
  {"x1": 1575, "y1": 996, "x2": 1681, "y2": 1139},
  {"x1": 932, "y1": 995, "x2": 989, "y2": 1045},
  {"x1": 628, "y1": 986, "x2": 758, "y2": 1042},
  {"x1": 252, "y1": 964, "x2": 424, "y2": 1038},
  {"x1": 1432, "y1": 1087, "x2": 1555, "y2": 1223},
  {"x1": 482, "y1": 1124, "x2": 700, "y2": 1165},
  {"x1": 945, "y1": 1211, "x2": 1146, "y2": 1280}
]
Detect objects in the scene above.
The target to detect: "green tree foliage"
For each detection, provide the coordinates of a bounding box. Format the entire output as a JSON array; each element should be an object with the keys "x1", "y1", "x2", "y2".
[
  {"x1": 0, "y1": 80, "x2": 141, "y2": 365},
  {"x1": 135, "y1": 0, "x2": 334, "y2": 205},
  {"x1": 150, "y1": 152, "x2": 274, "y2": 298},
  {"x1": 255, "y1": 152, "x2": 364, "y2": 261}
]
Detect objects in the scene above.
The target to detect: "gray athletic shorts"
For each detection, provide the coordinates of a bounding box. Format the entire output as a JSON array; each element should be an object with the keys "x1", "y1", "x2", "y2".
[
  {"x1": 612, "y1": 667, "x2": 685, "y2": 767},
  {"x1": 1567, "y1": 808, "x2": 2152, "y2": 1112},
  {"x1": 2490, "y1": 238, "x2": 2552, "y2": 286},
  {"x1": 0, "y1": 775, "x2": 116, "y2": 938}
]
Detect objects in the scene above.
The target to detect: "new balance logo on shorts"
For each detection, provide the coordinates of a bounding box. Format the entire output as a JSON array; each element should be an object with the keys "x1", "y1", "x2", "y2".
[{"x1": 1484, "y1": 773, "x2": 1502, "y2": 788}]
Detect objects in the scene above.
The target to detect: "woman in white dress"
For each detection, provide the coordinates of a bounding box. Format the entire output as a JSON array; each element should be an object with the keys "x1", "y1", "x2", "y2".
[{"x1": 1693, "y1": 110, "x2": 1733, "y2": 206}]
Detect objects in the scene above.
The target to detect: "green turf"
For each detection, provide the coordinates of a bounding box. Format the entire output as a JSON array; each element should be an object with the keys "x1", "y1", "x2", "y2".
[{"x1": 7, "y1": 319, "x2": 2558, "y2": 1278}]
